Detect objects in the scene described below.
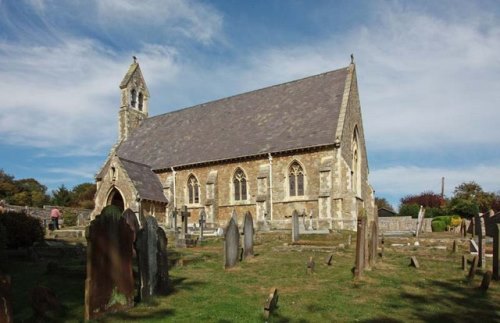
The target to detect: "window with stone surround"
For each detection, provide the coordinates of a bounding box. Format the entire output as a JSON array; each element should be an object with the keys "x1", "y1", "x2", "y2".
[
  {"x1": 187, "y1": 174, "x2": 200, "y2": 204},
  {"x1": 289, "y1": 161, "x2": 304, "y2": 197},
  {"x1": 130, "y1": 89, "x2": 137, "y2": 108},
  {"x1": 233, "y1": 168, "x2": 247, "y2": 201}
]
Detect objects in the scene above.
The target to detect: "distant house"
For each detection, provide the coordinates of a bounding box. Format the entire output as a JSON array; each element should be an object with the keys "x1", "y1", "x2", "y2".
[{"x1": 378, "y1": 207, "x2": 398, "y2": 217}]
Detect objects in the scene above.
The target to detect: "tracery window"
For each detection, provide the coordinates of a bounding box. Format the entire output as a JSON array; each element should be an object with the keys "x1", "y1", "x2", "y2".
[
  {"x1": 289, "y1": 161, "x2": 304, "y2": 197},
  {"x1": 187, "y1": 175, "x2": 200, "y2": 204},
  {"x1": 233, "y1": 168, "x2": 247, "y2": 201}
]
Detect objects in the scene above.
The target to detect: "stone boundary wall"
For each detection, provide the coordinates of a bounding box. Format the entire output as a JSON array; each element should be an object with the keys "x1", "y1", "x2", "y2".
[
  {"x1": 378, "y1": 216, "x2": 432, "y2": 233},
  {"x1": 2, "y1": 204, "x2": 92, "y2": 227}
]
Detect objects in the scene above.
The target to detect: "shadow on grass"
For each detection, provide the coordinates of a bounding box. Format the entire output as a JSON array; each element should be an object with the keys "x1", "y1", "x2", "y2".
[
  {"x1": 399, "y1": 278, "x2": 499, "y2": 322},
  {"x1": 100, "y1": 308, "x2": 175, "y2": 322}
]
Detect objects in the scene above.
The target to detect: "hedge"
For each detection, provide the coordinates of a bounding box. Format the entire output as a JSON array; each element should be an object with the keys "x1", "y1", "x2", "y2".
[
  {"x1": 431, "y1": 220, "x2": 447, "y2": 232},
  {"x1": 0, "y1": 211, "x2": 45, "y2": 248}
]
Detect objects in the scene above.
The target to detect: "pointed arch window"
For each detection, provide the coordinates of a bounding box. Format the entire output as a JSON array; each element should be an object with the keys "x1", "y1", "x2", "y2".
[
  {"x1": 289, "y1": 162, "x2": 304, "y2": 197},
  {"x1": 138, "y1": 92, "x2": 144, "y2": 111},
  {"x1": 233, "y1": 168, "x2": 247, "y2": 201},
  {"x1": 188, "y1": 175, "x2": 200, "y2": 204},
  {"x1": 130, "y1": 89, "x2": 137, "y2": 108}
]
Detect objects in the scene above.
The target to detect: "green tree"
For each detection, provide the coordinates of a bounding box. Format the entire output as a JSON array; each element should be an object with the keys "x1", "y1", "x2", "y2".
[
  {"x1": 399, "y1": 203, "x2": 420, "y2": 218},
  {"x1": 448, "y1": 198, "x2": 479, "y2": 219},
  {"x1": 375, "y1": 197, "x2": 394, "y2": 211},
  {"x1": 453, "y1": 181, "x2": 494, "y2": 212},
  {"x1": 51, "y1": 184, "x2": 72, "y2": 206},
  {"x1": 71, "y1": 183, "x2": 96, "y2": 208}
]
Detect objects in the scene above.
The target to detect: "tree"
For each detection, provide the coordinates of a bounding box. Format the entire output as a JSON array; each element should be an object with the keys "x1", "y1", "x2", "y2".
[
  {"x1": 400, "y1": 191, "x2": 445, "y2": 208},
  {"x1": 452, "y1": 181, "x2": 495, "y2": 213},
  {"x1": 448, "y1": 198, "x2": 479, "y2": 219},
  {"x1": 51, "y1": 184, "x2": 72, "y2": 206},
  {"x1": 70, "y1": 183, "x2": 96, "y2": 209},
  {"x1": 375, "y1": 197, "x2": 394, "y2": 211}
]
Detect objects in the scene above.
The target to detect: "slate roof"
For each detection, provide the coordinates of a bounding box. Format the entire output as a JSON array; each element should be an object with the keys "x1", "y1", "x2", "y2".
[
  {"x1": 119, "y1": 157, "x2": 167, "y2": 203},
  {"x1": 117, "y1": 66, "x2": 350, "y2": 170}
]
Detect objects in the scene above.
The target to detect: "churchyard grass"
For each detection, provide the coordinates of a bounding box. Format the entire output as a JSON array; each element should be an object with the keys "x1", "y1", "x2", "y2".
[{"x1": 4, "y1": 231, "x2": 500, "y2": 322}]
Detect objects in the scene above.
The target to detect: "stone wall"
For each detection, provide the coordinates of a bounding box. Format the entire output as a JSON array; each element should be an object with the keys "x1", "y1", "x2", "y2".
[
  {"x1": 378, "y1": 216, "x2": 432, "y2": 233},
  {"x1": 3, "y1": 204, "x2": 92, "y2": 227}
]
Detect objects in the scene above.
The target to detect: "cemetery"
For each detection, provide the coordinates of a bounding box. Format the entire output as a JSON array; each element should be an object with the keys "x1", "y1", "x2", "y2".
[{"x1": 1, "y1": 206, "x2": 499, "y2": 322}]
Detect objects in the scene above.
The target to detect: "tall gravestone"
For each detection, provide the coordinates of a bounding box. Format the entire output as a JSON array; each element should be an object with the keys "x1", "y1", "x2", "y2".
[
  {"x1": 156, "y1": 227, "x2": 169, "y2": 295},
  {"x1": 354, "y1": 217, "x2": 366, "y2": 278},
  {"x1": 291, "y1": 210, "x2": 300, "y2": 243},
  {"x1": 122, "y1": 208, "x2": 140, "y2": 242},
  {"x1": 369, "y1": 221, "x2": 378, "y2": 267},
  {"x1": 136, "y1": 215, "x2": 159, "y2": 301},
  {"x1": 224, "y1": 217, "x2": 240, "y2": 269},
  {"x1": 199, "y1": 209, "x2": 206, "y2": 242},
  {"x1": 84, "y1": 205, "x2": 134, "y2": 320},
  {"x1": 176, "y1": 206, "x2": 190, "y2": 248},
  {"x1": 478, "y1": 216, "x2": 486, "y2": 268},
  {"x1": 243, "y1": 211, "x2": 254, "y2": 259},
  {"x1": 493, "y1": 223, "x2": 500, "y2": 280},
  {"x1": 415, "y1": 206, "x2": 425, "y2": 237}
]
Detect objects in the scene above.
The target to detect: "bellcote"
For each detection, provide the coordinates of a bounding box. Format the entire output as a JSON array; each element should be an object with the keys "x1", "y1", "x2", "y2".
[{"x1": 119, "y1": 57, "x2": 150, "y2": 116}]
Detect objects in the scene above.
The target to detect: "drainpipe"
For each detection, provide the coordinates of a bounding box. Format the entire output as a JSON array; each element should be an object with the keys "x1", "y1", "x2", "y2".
[{"x1": 268, "y1": 153, "x2": 273, "y2": 221}]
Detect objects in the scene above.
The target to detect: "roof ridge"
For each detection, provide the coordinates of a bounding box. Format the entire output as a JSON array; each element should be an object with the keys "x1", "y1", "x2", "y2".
[
  {"x1": 148, "y1": 65, "x2": 349, "y2": 119},
  {"x1": 118, "y1": 156, "x2": 152, "y2": 168}
]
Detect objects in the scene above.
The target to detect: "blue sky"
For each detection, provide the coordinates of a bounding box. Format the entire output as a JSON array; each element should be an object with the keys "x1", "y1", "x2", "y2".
[{"x1": 0, "y1": 0, "x2": 499, "y2": 209}]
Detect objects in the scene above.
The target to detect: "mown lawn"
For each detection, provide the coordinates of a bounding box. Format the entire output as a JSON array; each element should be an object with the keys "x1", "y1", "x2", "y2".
[{"x1": 4, "y1": 231, "x2": 500, "y2": 322}]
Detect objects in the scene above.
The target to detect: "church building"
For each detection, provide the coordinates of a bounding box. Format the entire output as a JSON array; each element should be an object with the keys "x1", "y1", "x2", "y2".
[{"x1": 92, "y1": 57, "x2": 376, "y2": 230}]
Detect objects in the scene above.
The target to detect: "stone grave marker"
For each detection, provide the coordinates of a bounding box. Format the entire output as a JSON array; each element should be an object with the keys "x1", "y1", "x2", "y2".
[
  {"x1": 325, "y1": 254, "x2": 333, "y2": 266},
  {"x1": 462, "y1": 255, "x2": 467, "y2": 271},
  {"x1": 0, "y1": 273, "x2": 13, "y2": 323},
  {"x1": 480, "y1": 270, "x2": 492, "y2": 291},
  {"x1": 478, "y1": 216, "x2": 486, "y2": 268},
  {"x1": 380, "y1": 234, "x2": 385, "y2": 258},
  {"x1": 243, "y1": 211, "x2": 254, "y2": 259},
  {"x1": 369, "y1": 221, "x2": 378, "y2": 267},
  {"x1": 494, "y1": 223, "x2": 500, "y2": 280},
  {"x1": 415, "y1": 205, "x2": 425, "y2": 237},
  {"x1": 199, "y1": 209, "x2": 206, "y2": 242},
  {"x1": 176, "y1": 206, "x2": 190, "y2": 248},
  {"x1": 84, "y1": 205, "x2": 134, "y2": 320},
  {"x1": 467, "y1": 256, "x2": 478, "y2": 281},
  {"x1": 156, "y1": 227, "x2": 169, "y2": 295},
  {"x1": 171, "y1": 208, "x2": 178, "y2": 233},
  {"x1": 460, "y1": 219, "x2": 467, "y2": 238},
  {"x1": 291, "y1": 210, "x2": 300, "y2": 243},
  {"x1": 354, "y1": 216, "x2": 366, "y2": 278},
  {"x1": 307, "y1": 256, "x2": 315, "y2": 274},
  {"x1": 136, "y1": 215, "x2": 159, "y2": 301},
  {"x1": 470, "y1": 239, "x2": 479, "y2": 254},
  {"x1": 224, "y1": 217, "x2": 240, "y2": 269},
  {"x1": 31, "y1": 285, "x2": 61, "y2": 320},
  {"x1": 122, "y1": 208, "x2": 140, "y2": 242},
  {"x1": 452, "y1": 240, "x2": 458, "y2": 253},
  {"x1": 264, "y1": 288, "x2": 279, "y2": 319},
  {"x1": 231, "y1": 209, "x2": 238, "y2": 222},
  {"x1": 410, "y1": 256, "x2": 420, "y2": 269}
]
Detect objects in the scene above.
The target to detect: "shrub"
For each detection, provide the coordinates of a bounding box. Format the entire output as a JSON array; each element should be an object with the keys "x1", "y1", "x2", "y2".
[
  {"x1": 399, "y1": 203, "x2": 420, "y2": 218},
  {"x1": 450, "y1": 215, "x2": 462, "y2": 227},
  {"x1": 425, "y1": 207, "x2": 446, "y2": 218},
  {"x1": 62, "y1": 210, "x2": 78, "y2": 227},
  {"x1": 431, "y1": 220, "x2": 447, "y2": 232},
  {"x1": 0, "y1": 211, "x2": 45, "y2": 248}
]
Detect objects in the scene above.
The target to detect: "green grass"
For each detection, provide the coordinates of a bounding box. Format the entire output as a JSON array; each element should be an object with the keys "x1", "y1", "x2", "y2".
[{"x1": 4, "y1": 232, "x2": 500, "y2": 322}]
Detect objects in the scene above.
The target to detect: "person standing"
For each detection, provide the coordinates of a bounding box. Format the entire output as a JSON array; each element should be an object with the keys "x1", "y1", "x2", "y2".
[{"x1": 50, "y1": 208, "x2": 61, "y2": 230}]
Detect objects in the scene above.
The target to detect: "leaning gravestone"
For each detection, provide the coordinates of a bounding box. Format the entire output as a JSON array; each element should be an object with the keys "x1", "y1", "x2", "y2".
[
  {"x1": 325, "y1": 254, "x2": 333, "y2": 266},
  {"x1": 494, "y1": 224, "x2": 500, "y2": 280},
  {"x1": 84, "y1": 205, "x2": 134, "y2": 320},
  {"x1": 480, "y1": 271, "x2": 492, "y2": 291},
  {"x1": 468, "y1": 256, "x2": 478, "y2": 281},
  {"x1": 224, "y1": 217, "x2": 240, "y2": 269},
  {"x1": 415, "y1": 206, "x2": 425, "y2": 237},
  {"x1": 122, "y1": 208, "x2": 140, "y2": 242},
  {"x1": 263, "y1": 288, "x2": 279, "y2": 319},
  {"x1": 410, "y1": 256, "x2": 420, "y2": 269},
  {"x1": 243, "y1": 211, "x2": 254, "y2": 259},
  {"x1": 0, "y1": 273, "x2": 13, "y2": 323},
  {"x1": 369, "y1": 221, "x2": 378, "y2": 267},
  {"x1": 452, "y1": 240, "x2": 458, "y2": 253},
  {"x1": 156, "y1": 227, "x2": 169, "y2": 295},
  {"x1": 136, "y1": 215, "x2": 159, "y2": 301},
  {"x1": 354, "y1": 216, "x2": 366, "y2": 278},
  {"x1": 291, "y1": 210, "x2": 300, "y2": 243},
  {"x1": 307, "y1": 256, "x2": 315, "y2": 274},
  {"x1": 462, "y1": 255, "x2": 467, "y2": 271}
]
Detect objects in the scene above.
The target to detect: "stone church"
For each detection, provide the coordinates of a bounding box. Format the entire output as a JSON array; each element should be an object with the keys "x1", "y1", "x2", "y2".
[{"x1": 92, "y1": 57, "x2": 376, "y2": 230}]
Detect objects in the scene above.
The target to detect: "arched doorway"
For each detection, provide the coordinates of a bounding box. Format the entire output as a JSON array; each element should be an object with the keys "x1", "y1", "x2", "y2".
[{"x1": 107, "y1": 187, "x2": 125, "y2": 212}]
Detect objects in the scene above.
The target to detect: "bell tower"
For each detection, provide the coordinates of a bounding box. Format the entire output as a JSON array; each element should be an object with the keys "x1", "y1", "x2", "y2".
[{"x1": 118, "y1": 56, "x2": 149, "y2": 141}]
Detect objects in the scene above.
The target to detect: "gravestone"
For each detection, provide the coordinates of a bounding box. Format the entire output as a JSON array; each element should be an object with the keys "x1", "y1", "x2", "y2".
[
  {"x1": 380, "y1": 234, "x2": 385, "y2": 258},
  {"x1": 199, "y1": 209, "x2": 206, "y2": 242},
  {"x1": 31, "y1": 285, "x2": 61, "y2": 320},
  {"x1": 291, "y1": 210, "x2": 300, "y2": 243},
  {"x1": 354, "y1": 217, "x2": 366, "y2": 278},
  {"x1": 460, "y1": 219, "x2": 467, "y2": 238},
  {"x1": 84, "y1": 205, "x2": 134, "y2": 320},
  {"x1": 410, "y1": 256, "x2": 420, "y2": 269},
  {"x1": 325, "y1": 254, "x2": 333, "y2": 266},
  {"x1": 176, "y1": 206, "x2": 190, "y2": 248},
  {"x1": 156, "y1": 227, "x2": 169, "y2": 295},
  {"x1": 462, "y1": 255, "x2": 467, "y2": 271},
  {"x1": 369, "y1": 221, "x2": 378, "y2": 267},
  {"x1": 307, "y1": 256, "x2": 315, "y2": 274},
  {"x1": 452, "y1": 240, "x2": 458, "y2": 253},
  {"x1": 243, "y1": 211, "x2": 254, "y2": 259},
  {"x1": 136, "y1": 215, "x2": 159, "y2": 301},
  {"x1": 478, "y1": 216, "x2": 486, "y2": 268},
  {"x1": 470, "y1": 239, "x2": 479, "y2": 254},
  {"x1": 468, "y1": 256, "x2": 478, "y2": 281},
  {"x1": 224, "y1": 217, "x2": 240, "y2": 269},
  {"x1": 263, "y1": 288, "x2": 279, "y2": 319},
  {"x1": 480, "y1": 271, "x2": 492, "y2": 291},
  {"x1": 171, "y1": 208, "x2": 178, "y2": 233},
  {"x1": 415, "y1": 206, "x2": 425, "y2": 237},
  {"x1": 122, "y1": 208, "x2": 140, "y2": 242},
  {"x1": 231, "y1": 209, "x2": 238, "y2": 222},
  {"x1": 494, "y1": 224, "x2": 500, "y2": 280},
  {"x1": 0, "y1": 274, "x2": 13, "y2": 323}
]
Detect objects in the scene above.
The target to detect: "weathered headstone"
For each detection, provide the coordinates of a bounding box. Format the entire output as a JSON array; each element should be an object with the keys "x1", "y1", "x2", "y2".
[
  {"x1": 354, "y1": 216, "x2": 366, "y2": 278},
  {"x1": 467, "y1": 256, "x2": 478, "y2": 281},
  {"x1": 380, "y1": 234, "x2": 385, "y2": 258},
  {"x1": 156, "y1": 227, "x2": 169, "y2": 295},
  {"x1": 470, "y1": 239, "x2": 479, "y2": 254},
  {"x1": 199, "y1": 209, "x2": 206, "y2": 242},
  {"x1": 136, "y1": 215, "x2": 159, "y2": 301},
  {"x1": 480, "y1": 270, "x2": 492, "y2": 291},
  {"x1": 478, "y1": 216, "x2": 486, "y2": 268},
  {"x1": 291, "y1": 210, "x2": 300, "y2": 243},
  {"x1": 410, "y1": 256, "x2": 420, "y2": 269},
  {"x1": 176, "y1": 206, "x2": 190, "y2": 248},
  {"x1": 369, "y1": 221, "x2": 378, "y2": 267},
  {"x1": 263, "y1": 288, "x2": 279, "y2": 319},
  {"x1": 307, "y1": 256, "x2": 315, "y2": 274},
  {"x1": 325, "y1": 254, "x2": 333, "y2": 266},
  {"x1": 415, "y1": 205, "x2": 425, "y2": 237},
  {"x1": 224, "y1": 217, "x2": 240, "y2": 269},
  {"x1": 460, "y1": 219, "x2": 467, "y2": 238},
  {"x1": 452, "y1": 240, "x2": 458, "y2": 253},
  {"x1": 84, "y1": 205, "x2": 135, "y2": 320},
  {"x1": 122, "y1": 208, "x2": 140, "y2": 242},
  {"x1": 494, "y1": 223, "x2": 500, "y2": 280},
  {"x1": 462, "y1": 255, "x2": 467, "y2": 271},
  {"x1": 171, "y1": 208, "x2": 178, "y2": 232},
  {"x1": 243, "y1": 211, "x2": 254, "y2": 259},
  {"x1": 0, "y1": 274, "x2": 13, "y2": 323}
]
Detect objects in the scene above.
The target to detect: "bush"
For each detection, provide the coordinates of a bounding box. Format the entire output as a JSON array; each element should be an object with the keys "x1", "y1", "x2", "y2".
[
  {"x1": 425, "y1": 207, "x2": 446, "y2": 218},
  {"x1": 431, "y1": 220, "x2": 447, "y2": 232},
  {"x1": 432, "y1": 216, "x2": 452, "y2": 226},
  {"x1": 0, "y1": 211, "x2": 45, "y2": 248},
  {"x1": 450, "y1": 215, "x2": 462, "y2": 227},
  {"x1": 62, "y1": 210, "x2": 77, "y2": 227},
  {"x1": 399, "y1": 203, "x2": 420, "y2": 218}
]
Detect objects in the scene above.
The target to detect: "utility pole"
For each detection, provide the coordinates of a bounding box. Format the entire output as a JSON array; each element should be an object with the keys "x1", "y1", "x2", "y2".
[{"x1": 441, "y1": 177, "x2": 445, "y2": 199}]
